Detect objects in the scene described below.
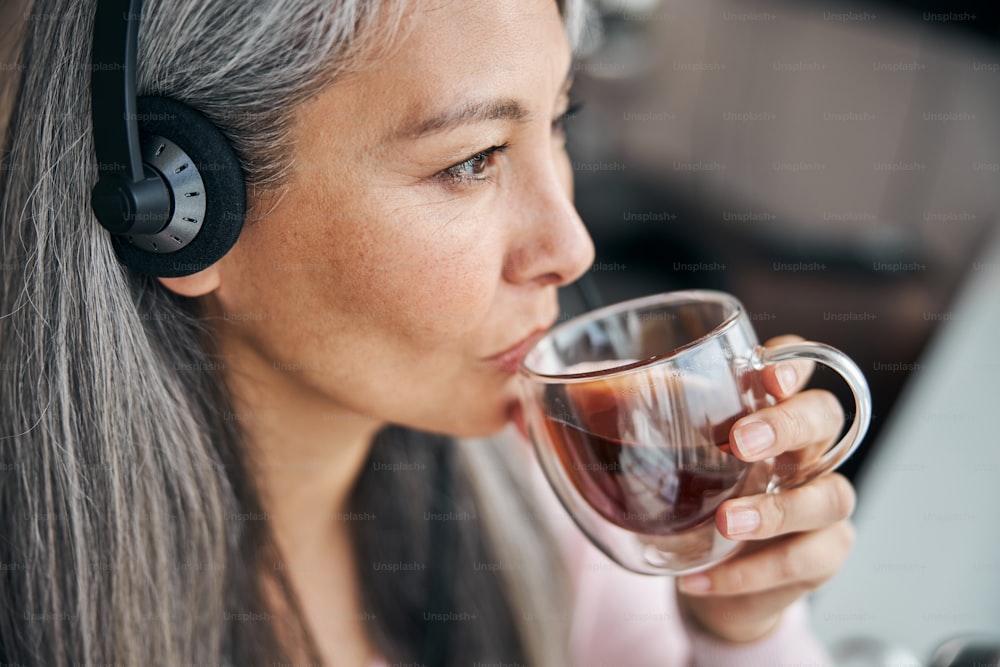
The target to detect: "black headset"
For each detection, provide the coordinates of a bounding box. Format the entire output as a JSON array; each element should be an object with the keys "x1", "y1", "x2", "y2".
[{"x1": 89, "y1": 0, "x2": 246, "y2": 278}]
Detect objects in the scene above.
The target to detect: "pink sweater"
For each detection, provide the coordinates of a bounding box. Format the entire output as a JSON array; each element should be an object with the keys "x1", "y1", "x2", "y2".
[{"x1": 370, "y1": 425, "x2": 835, "y2": 666}]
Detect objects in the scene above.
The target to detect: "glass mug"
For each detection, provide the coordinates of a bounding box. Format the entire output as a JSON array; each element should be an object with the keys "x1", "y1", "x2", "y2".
[{"x1": 517, "y1": 290, "x2": 871, "y2": 575}]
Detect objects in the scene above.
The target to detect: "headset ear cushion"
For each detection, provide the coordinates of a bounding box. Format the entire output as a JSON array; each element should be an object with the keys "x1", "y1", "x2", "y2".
[{"x1": 110, "y1": 95, "x2": 247, "y2": 278}]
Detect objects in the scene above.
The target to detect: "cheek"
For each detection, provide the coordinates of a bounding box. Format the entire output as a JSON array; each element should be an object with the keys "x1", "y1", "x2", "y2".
[
  {"x1": 355, "y1": 202, "x2": 503, "y2": 346},
  {"x1": 218, "y1": 180, "x2": 515, "y2": 432},
  {"x1": 251, "y1": 188, "x2": 492, "y2": 332},
  {"x1": 379, "y1": 243, "x2": 496, "y2": 343}
]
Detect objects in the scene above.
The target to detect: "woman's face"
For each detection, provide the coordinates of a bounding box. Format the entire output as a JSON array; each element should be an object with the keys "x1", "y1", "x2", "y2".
[{"x1": 181, "y1": 0, "x2": 594, "y2": 438}]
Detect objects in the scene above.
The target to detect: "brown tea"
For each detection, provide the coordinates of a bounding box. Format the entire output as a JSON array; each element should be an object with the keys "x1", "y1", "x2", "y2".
[{"x1": 544, "y1": 381, "x2": 749, "y2": 535}]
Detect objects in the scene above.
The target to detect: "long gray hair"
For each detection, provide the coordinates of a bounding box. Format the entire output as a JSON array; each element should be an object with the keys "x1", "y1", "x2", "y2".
[{"x1": 0, "y1": 0, "x2": 593, "y2": 665}]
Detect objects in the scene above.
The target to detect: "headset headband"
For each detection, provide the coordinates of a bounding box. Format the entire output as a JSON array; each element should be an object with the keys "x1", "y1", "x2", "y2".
[
  {"x1": 89, "y1": 0, "x2": 247, "y2": 277},
  {"x1": 90, "y1": 0, "x2": 173, "y2": 236}
]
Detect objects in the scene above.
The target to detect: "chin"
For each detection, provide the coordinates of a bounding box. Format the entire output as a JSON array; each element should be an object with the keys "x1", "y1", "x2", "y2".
[{"x1": 426, "y1": 399, "x2": 517, "y2": 440}]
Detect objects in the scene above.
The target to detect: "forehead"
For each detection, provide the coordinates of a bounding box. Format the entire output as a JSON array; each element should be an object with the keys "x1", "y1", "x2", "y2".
[
  {"x1": 348, "y1": 1, "x2": 570, "y2": 121},
  {"x1": 399, "y1": 0, "x2": 567, "y2": 51},
  {"x1": 282, "y1": 0, "x2": 571, "y2": 175}
]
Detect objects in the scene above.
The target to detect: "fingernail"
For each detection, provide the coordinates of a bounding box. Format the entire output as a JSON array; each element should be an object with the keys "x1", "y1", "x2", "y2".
[
  {"x1": 776, "y1": 364, "x2": 798, "y2": 395},
  {"x1": 679, "y1": 574, "x2": 711, "y2": 594},
  {"x1": 733, "y1": 420, "x2": 775, "y2": 458},
  {"x1": 725, "y1": 507, "x2": 761, "y2": 536}
]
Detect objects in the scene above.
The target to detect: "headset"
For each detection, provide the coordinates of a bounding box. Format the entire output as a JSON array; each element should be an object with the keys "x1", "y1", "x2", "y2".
[{"x1": 89, "y1": 0, "x2": 245, "y2": 278}]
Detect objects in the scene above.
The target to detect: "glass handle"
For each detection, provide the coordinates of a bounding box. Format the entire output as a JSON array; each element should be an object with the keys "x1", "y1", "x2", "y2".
[{"x1": 752, "y1": 342, "x2": 873, "y2": 490}]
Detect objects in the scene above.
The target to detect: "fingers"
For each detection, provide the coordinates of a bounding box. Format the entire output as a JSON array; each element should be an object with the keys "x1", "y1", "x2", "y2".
[
  {"x1": 675, "y1": 581, "x2": 807, "y2": 642},
  {"x1": 760, "y1": 335, "x2": 815, "y2": 400},
  {"x1": 730, "y1": 389, "x2": 845, "y2": 461},
  {"x1": 716, "y1": 472, "x2": 857, "y2": 540},
  {"x1": 679, "y1": 520, "x2": 856, "y2": 597}
]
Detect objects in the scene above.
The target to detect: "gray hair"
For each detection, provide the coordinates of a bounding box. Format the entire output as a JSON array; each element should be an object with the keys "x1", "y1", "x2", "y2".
[{"x1": 0, "y1": 0, "x2": 591, "y2": 665}]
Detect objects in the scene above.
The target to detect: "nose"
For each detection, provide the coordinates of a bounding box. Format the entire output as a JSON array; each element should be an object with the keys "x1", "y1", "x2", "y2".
[{"x1": 502, "y1": 154, "x2": 596, "y2": 289}]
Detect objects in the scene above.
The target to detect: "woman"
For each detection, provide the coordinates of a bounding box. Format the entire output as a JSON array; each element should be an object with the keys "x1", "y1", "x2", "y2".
[{"x1": 0, "y1": 0, "x2": 856, "y2": 665}]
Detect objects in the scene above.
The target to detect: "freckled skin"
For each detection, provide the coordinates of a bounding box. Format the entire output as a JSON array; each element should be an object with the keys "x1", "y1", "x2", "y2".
[{"x1": 164, "y1": 0, "x2": 595, "y2": 438}]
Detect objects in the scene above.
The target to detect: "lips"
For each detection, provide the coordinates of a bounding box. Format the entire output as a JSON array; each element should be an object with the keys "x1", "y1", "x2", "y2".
[{"x1": 481, "y1": 327, "x2": 550, "y2": 374}]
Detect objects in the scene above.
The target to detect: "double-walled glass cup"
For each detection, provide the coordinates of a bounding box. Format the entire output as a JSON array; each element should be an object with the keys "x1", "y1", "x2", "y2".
[{"x1": 518, "y1": 291, "x2": 871, "y2": 575}]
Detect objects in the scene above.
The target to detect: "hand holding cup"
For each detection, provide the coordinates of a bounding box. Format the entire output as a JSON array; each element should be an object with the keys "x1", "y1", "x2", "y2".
[{"x1": 517, "y1": 291, "x2": 871, "y2": 576}]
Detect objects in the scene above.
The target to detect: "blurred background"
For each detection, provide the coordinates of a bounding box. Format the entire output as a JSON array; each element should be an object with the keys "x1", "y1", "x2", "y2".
[
  {"x1": 559, "y1": 0, "x2": 1000, "y2": 488},
  {"x1": 556, "y1": 2, "x2": 1000, "y2": 662}
]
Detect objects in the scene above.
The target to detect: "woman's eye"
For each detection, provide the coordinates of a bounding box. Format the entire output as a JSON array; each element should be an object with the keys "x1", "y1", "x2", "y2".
[
  {"x1": 438, "y1": 143, "x2": 509, "y2": 185},
  {"x1": 432, "y1": 102, "x2": 584, "y2": 189},
  {"x1": 451, "y1": 152, "x2": 489, "y2": 178}
]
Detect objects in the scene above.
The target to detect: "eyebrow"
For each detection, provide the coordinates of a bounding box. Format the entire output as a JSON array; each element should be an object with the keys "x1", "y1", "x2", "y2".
[
  {"x1": 399, "y1": 98, "x2": 531, "y2": 141},
  {"x1": 390, "y1": 68, "x2": 576, "y2": 142}
]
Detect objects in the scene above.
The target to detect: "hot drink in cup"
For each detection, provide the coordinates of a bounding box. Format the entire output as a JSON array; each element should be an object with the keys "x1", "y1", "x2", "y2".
[{"x1": 518, "y1": 291, "x2": 871, "y2": 575}]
